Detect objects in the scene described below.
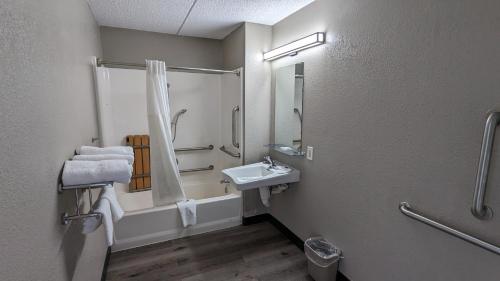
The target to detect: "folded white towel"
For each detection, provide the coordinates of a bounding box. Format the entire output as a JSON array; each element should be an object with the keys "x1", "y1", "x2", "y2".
[
  {"x1": 100, "y1": 185, "x2": 124, "y2": 222},
  {"x1": 77, "y1": 146, "x2": 133, "y2": 156},
  {"x1": 259, "y1": 187, "x2": 271, "y2": 207},
  {"x1": 73, "y1": 154, "x2": 134, "y2": 165},
  {"x1": 95, "y1": 199, "x2": 114, "y2": 246},
  {"x1": 271, "y1": 184, "x2": 288, "y2": 194},
  {"x1": 176, "y1": 199, "x2": 197, "y2": 227},
  {"x1": 81, "y1": 214, "x2": 101, "y2": 235},
  {"x1": 62, "y1": 160, "x2": 132, "y2": 186}
]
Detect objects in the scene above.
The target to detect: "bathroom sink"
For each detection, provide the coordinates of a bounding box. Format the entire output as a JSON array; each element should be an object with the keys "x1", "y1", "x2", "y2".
[{"x1": 222, "y1": 162, "x2": 300, "y2": 191}]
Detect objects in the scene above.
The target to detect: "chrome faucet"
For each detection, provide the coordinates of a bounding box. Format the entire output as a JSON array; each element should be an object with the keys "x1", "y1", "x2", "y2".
[{"x1": 263, "y1": 155, "x2": 276, "y2": 167}]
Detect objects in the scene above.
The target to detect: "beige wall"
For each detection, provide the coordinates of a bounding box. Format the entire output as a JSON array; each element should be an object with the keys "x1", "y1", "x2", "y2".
[
  {"x1": 0, "y1": 1, "x2": 107, "y2": 280},
  {"x1": 242, "y1": 23, "x2": 273, "y2": 217},
  {"x1": 269, "y1": 0, "x2": 500, "y2": 280},
  {"x1": 222, "y1": 23, "x2": 273, "y2": 217},
  {"x1": 100, "y1": 26, "x2": 224, "y2": 69},
  {"x1": 222, "y1": 24, "x2": 245, "y2": 70}
]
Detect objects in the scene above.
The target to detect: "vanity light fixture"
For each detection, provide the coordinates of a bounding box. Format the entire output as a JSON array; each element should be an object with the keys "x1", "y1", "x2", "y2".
[{"x1": 263, "y1": 32, "x2": 325, "y2": 61}]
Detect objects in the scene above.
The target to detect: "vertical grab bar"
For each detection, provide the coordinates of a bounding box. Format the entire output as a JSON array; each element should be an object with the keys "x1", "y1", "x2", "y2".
[
  {"x1": 232, "y1": 105, "x2": 240, "y2": 149},
  {"x1": 472, "y1": 112, "x2": 500, "y2": 220}
]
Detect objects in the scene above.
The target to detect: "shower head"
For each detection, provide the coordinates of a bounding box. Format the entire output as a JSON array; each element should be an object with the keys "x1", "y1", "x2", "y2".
[
  {"x1": 172, "y1": 109, "x2": 187, "y2": 124},
  {"x1": 294, "y1": 108, "x2": 302, "y2": 122}
]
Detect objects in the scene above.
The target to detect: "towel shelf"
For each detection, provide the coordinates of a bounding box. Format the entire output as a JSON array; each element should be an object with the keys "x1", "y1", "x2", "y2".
[
  {"x1": 58, "y1": 182, "x2": 113, "y2": 193},
  {"x1": 62, "y1": 212, "x2": 101, "y2": 225},
  {"x1": 61, "y1": 187, "x2": 104, "y2": 225}
]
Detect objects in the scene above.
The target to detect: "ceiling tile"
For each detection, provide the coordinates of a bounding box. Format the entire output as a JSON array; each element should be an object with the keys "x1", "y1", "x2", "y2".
[
  {"x1": 87, "y1": 0, "x2": 315, "y2": 39},
  {"x1": 180, "y1": 0, "x2": 315, "y2": 39},
  {"x1": 86, "y1": 0, "x2": 195, "y2": 34}
]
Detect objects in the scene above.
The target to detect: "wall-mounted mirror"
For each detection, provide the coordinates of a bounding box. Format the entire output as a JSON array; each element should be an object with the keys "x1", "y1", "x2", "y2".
[{"x1": 273, "y1": 62, "x2": 304, "y2": 156}]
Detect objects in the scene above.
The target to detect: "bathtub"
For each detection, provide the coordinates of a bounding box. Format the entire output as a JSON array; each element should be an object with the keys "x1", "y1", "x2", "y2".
[{"x1": 112, "y1": 181, "x2": 242, "y2": 252}]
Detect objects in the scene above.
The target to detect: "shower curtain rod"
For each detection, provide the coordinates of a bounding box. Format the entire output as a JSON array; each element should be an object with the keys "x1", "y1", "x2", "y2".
[{"x1": 96, "y1": 58, "x2": 240, "y2": 75}]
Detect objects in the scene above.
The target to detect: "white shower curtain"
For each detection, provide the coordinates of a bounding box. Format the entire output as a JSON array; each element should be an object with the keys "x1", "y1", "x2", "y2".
[
  {"x1": 92, "y1": 57, "x2": 115, "y2": 146},
  {"x1": 146, "y1": 60, "x2": 186, "y2": 206}
]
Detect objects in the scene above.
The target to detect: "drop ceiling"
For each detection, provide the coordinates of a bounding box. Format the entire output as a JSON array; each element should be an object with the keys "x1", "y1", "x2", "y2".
[{"x1": 86, "y1": 0, "x2": 314, "y2": 40}]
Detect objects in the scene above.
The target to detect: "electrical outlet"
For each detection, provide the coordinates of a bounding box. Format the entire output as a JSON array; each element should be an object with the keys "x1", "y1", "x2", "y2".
[{"x1": 306, "y1": 146, "x2": 314, "y2": 160}]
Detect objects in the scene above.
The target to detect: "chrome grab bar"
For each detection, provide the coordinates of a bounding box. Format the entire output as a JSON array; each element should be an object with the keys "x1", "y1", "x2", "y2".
[
  {"x1": 171, "y1": 109, "x2": 187, "y2": 143},
  {"x1": 219, "y1": 145, "x2": 241, "y2": 158},
  {"x1": 232, "y1": 105, "x2": 240, "y2": 149},
  {"x1": 472, "y1": 112, "x2": 500, "y2": 220},
  {"x1": 175, "y1": 145, "x2": 214, "y2": 152},
  {"x1": 179, "y1": 165, "x2": 214, "y2": 173},
  {"x1": 399, "y1": 202, "x2": 500, "y2": 255}
]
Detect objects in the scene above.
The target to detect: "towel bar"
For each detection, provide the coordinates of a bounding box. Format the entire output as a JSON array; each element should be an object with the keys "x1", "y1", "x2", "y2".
[{"x1": 61, "y1": 187, "x2": 105, "y2": 225}]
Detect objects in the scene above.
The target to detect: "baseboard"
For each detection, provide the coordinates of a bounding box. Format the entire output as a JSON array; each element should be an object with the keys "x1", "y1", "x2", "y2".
[
  {"x1": 100, "y1": 247, "x2": 111, "y2": 281},
  {"x1": 242, "y1": 213, "x2": 271, "y2": 225},
  {"x1": 244, "y1": 214, "x2": 351, "y2": 281},
  {"x1": 113, "y1": 216, "x2": 242, "y2": 252}
]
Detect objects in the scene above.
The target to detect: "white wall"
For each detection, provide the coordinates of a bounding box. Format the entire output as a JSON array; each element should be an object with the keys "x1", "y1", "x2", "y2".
[{"x1": 269, "y1": 0, "x2": 500, "y2": 280}]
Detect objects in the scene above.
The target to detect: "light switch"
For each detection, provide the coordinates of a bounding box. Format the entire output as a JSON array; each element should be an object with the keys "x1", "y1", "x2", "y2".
[{"x1": 306, "y1": 146, "x2": 314, "y2": 160}]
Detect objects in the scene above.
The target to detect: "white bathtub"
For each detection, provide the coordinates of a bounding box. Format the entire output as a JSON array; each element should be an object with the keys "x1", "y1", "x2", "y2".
[{"x1": 112, "y1": 182, "x2": 242, "y2": 252}]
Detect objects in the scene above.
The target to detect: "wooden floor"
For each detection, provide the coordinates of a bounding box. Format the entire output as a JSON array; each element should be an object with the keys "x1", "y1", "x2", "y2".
[{"x1": 106, "y1": 221, "x2": 314, "y2": 281}]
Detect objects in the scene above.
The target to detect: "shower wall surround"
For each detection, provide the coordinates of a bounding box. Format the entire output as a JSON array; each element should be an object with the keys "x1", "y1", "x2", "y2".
[
  {"x1": 269, "y1": 0, "x2": 500, "y2": 280},
  {"x1": 0, "y1": 1, "x2": 106, "y2": 281}
]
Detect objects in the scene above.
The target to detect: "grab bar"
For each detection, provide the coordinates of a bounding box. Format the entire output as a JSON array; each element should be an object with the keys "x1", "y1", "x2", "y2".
[
  {"x1": 171, "y1": 109, "x2": 187, "y2": 143},
  {"x1": 220, "y1": 145, "x2": 241, "y2": 158},
  {"x1": 130, "y1": 144, "x2": 214, "y2": 152},
  {"x1": 179, "y1": 165, "x2": 214, "y2": 173},
  {"x1": 472, "y1": 111, "x2": 500, "y2": 220},
  {"x1": 232, "y1": 105, "x2": 240, "y2": 149},
  {"x1": 399, "y1": 202, "x2": 500, "y2": 255},
  {"x1": 175, "y1": 145, "x2": 214, "y2": 152}
]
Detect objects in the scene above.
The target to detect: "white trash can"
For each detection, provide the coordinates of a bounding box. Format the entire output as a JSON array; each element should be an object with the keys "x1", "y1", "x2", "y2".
[{"x1": 305, "y1": 237, "x2": 341, "y2": 281}]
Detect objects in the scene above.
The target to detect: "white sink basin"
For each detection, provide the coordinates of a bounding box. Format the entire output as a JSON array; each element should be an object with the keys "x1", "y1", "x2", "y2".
[{"x1": 222, "y1": 162, "x2": 300, "y2": 191}]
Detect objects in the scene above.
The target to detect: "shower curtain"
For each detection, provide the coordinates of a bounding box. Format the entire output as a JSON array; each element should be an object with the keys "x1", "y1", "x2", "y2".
[
  {"x1": 92, "y1": 57, "x2": 115, "y2": 146},
  {"x1": 146, "y1": 60, "x2": 186, "y2": 206}
]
